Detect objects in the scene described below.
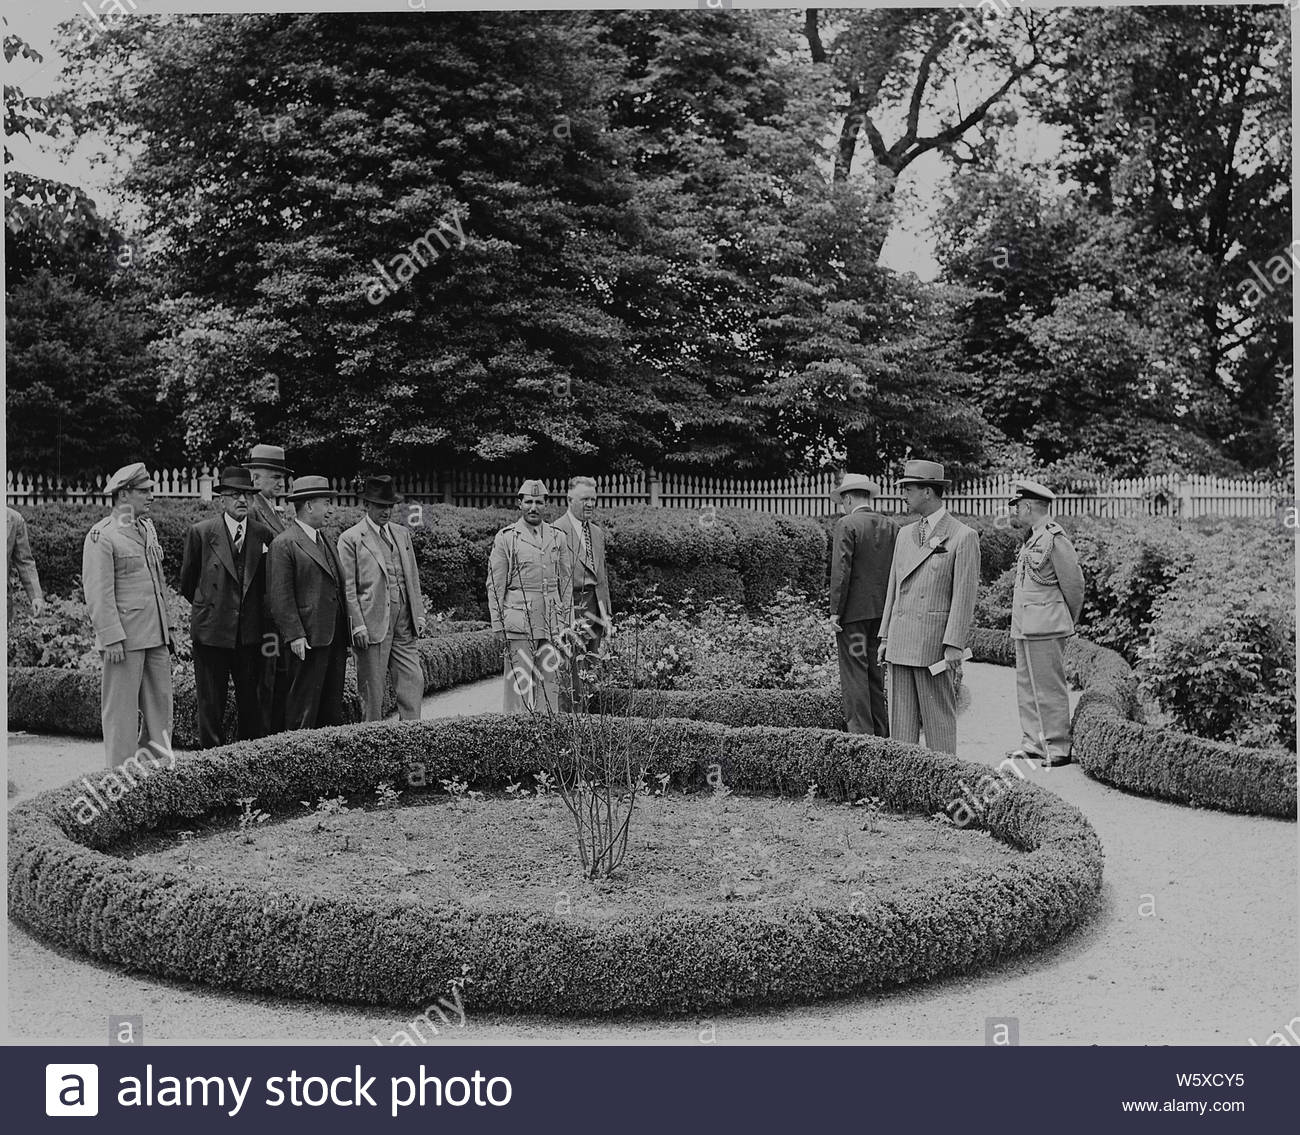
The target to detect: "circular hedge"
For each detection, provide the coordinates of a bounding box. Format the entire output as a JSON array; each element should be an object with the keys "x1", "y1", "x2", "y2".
[
  {"x1": 8, "y1": 713, "x2": 1103, "y2": 1016},
  {"x1": 966, "y1": 629, "x2": 1296, "y2": 819},
  {"x1": 6, "y1": 627, "x2": 501, "y2": 748}
]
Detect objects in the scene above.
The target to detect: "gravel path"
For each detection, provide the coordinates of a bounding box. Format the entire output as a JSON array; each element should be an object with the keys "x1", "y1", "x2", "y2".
[{"x1": 7, "y1": 666, "x2": 1295, "y2": 1045}]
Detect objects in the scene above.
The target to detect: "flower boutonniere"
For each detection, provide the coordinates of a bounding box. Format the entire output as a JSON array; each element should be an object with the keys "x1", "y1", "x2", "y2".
[{"x1": 927, "y1": 533, "x2": 949, "y2": 553}]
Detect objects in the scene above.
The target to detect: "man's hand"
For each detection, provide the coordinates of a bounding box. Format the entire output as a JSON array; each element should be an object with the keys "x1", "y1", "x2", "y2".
[
  {"x1": 829, "y1": 615, "x2": 842, "y2": 634},
  {"x1": 290, "y1": 637, "x2": 309, "y2": 660},
  {"x1": 352, "y1": 626, "x2": 370, "y2": 649},
  {"x1": 416, "y1": 617, "x2": 426, "y2": 637},
  {"x1": 104, "y1": 642, "x2": 126, "y2": 664},
  {"x1": 943, "y1": 644, "x2": 964, "y2": 679},
  {"x1": 31, "y1": 596, "x2": 45, "y2": 616},
  {"x1": 876, "y1": 640, "x2": 887, "y2": 665}
]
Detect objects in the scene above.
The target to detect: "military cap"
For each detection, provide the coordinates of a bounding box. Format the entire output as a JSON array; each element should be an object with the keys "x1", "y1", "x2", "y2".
[
  {"x1": 897, "y1": 459, "x2": 950, "y2": 486},
  {"x1": 1008, "y1": 478, "x2": 1057, "y2": 506},
  {"x1": 516, "y1": 479, "x2": 549, "y2": 498},
  {"x1": 284, "y1": 475, "x2": 334, "y2": 502},
  {"x1": 830, "y1": 472, "x2": 881, "y2": 502},
  {"x1": 104, "y1": 462, "x2": 153, "y2": 495}
]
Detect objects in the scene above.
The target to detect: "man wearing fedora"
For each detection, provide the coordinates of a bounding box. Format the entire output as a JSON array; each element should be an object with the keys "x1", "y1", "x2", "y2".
[
  {"x1": 83, "y1": 462, "x2": 176, "y2": 768},
  {"x1": 246, "y1": 443, "x2": 292, "y2": 730},
  {"x1": 268, "y1": 476, "x2": 350, "y2": 729},
  {"x1": 552, "y1": 475, "x2": 612, "y2": 710},
  {"x1": 338, "y1": 475, "x2": 427, "y2": 721},
  {"x1": 486, "y1": 480, "x2": 573, "y2": 714},
  {"x1": 828, "y1": 473, "x2": 897, "y2": 735},
  {"x1": 179, "y1": 466, "x2": 273, "y2": 746},
  {"x1": 1008, "y1": 479, "x2": 1085, "y2": 767},
  {"x1": 877, "y1": 459, "x2": 980, "y2": 754}
]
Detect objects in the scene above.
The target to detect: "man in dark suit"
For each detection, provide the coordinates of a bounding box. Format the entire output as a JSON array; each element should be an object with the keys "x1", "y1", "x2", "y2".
[
  {"x1": 268, "y1": 476, "x2": 349, "y2": 729},
  {"x1": 828, "y1": 473, "x2": 897, "y2": 735},
  {"x1": 179, "y1": 466, "x2": 272, "y2": 747},
  {"x1": 551, "y1": 475, "x2": 612, "y2": 710},
  {"x1": 246, "y1": 443, "x2": 291, "y2": 730}
]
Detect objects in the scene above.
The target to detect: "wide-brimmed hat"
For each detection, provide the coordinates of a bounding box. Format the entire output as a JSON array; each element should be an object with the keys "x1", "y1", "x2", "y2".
[
  {"x1": 246, "y1": 444, "x2": 291, "y2": 474},
  {"x1": 284, "y1": 475, "x2": 334, "y2": 503},
  {"x1": 897, "y1": 459, "x2": 950, "y2": 487},
  {"x1": 360, "y1": 475, "x2": 401, "y2": 506},
  {"x1": 516, "y1": 479, "x2": 548, "y2": 498},
  {"x1": 104, "y1": 462, "x2": 153, "y2": 495},
  {"x1": 1008, "y1": 478, "x2": 1056, "y2": 506},
  {"x1": 215, "y1": 466, "x2": 257, "y2": 494},
  {"x1": 830, "y1": 473, "x2": 881, "y2": 502}
]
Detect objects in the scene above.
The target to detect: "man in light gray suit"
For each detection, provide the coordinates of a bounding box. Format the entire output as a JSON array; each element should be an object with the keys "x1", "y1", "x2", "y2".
[{"x1": 877, "y1": 459, "x2": 980, "y2": 754}]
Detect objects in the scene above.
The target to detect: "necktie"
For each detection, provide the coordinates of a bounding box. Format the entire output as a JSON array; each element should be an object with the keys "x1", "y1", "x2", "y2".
[
  {"x1": 234, "y1": 522, "x2": 244, "y2": 554},
  {"x1": 382, "y1": 524, "x2": 395, "y2": 551},
  {"x1": 581, "y1": 520, "x2": 592, "y2": 561},
  {"x1": 917, "y1": 517, "x2": 929, "y2": 547}
]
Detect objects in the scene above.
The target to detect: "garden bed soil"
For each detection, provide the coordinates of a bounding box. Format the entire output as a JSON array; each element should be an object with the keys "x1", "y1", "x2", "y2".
[{"x1": 119, "y1": 791, "x2": 1023, "y2": 923}]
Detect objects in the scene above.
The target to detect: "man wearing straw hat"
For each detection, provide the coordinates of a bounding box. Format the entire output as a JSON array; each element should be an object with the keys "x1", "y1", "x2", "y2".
[
  {"x1": 268, "y1": 475, "x2": 350, "y2": 729},
  {"x1": 486, "y1": 480, "x2": 573, "y2": 714},
  {"x1": 877, "y1": 459, "x2": 980, "y2": 754},
  {"x1": 828, "y1": 473, "x2": 896, "y2": 735},
  {"x1": 338, "y1": 474, "x2": 427, "y2": 721},
  {"x1": 246, "y1": 442, "x2": 293, "y2": 730},
  {"x1": 1008, "y1": 479, "x2": 1084, "y2": 767}
]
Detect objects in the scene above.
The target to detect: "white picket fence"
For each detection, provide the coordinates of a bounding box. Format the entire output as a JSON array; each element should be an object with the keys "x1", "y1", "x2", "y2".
[{"x1": 5, "y1": 468, "x2": 1291, "y2": 518}]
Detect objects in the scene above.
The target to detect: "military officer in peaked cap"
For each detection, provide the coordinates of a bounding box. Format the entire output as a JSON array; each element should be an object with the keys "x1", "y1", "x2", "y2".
[
  {"x1": 83, "y1": 462, "x2": 176, "y2": 768},
  {"x1": 486, "y1": 479, "x2": 573, "y2": 714},
  {"x1": 1008, "y1": 479, "x2": 1085, "y2": 767}
]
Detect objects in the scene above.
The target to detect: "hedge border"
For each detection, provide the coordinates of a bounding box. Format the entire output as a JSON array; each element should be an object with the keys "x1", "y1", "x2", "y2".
[
  {"x1": 6, "y1": 628, "x2": 502, "y2": 748},
  {"x1": 966, "y1": 629, "x2": 1296, "y2": 819},
  {"x1": 8, "y1": 713, "x2": 1103, "y2": 1016}
]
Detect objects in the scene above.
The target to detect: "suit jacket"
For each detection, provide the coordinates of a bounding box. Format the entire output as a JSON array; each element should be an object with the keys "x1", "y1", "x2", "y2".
[
  {"x1": 486, "y1": 519, "x2": 573, "y2": 640},
  {"x1": 551, "y1": 511, "x2": 611, "y2": 618},
  {"x1": 1011, "y1": 521, "x2": 1084, "y2": 640},
  {"x1": 249, "y1": 493, "x2": 288, "y2": 536},
  {"x1": 179, "y1": 514, "x2": 272, "y2": 649},
  {"x1": 6, "y1": 506, "x2": 42, "y2": 604},
  {"x1": 829, "y1": 506, "x2": 896, "y2": 624},
  {"x1": 879, "y1": 511, "x2": 980, "y2": 667},
  {"x1": 82, "y1": 513, "x2": 174, "y2": 651},
  {"x1": 268, "y1": 521, "x2": 345, "y2": 648},
  {"x1": 337, "y1": 518, "x2": 424, "y2": 641}
]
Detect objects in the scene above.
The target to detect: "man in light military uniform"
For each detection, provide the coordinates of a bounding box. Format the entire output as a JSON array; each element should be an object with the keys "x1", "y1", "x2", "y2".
[
  {"x1": 1008, "y1": 479, "x2": 1085, "y2": 767},
  {"x1": 83, "y1": 463, "x2": 175, "y2": 768},
  {"x1": 486, "y1": 480, "x2": 573, "y2": 714}
]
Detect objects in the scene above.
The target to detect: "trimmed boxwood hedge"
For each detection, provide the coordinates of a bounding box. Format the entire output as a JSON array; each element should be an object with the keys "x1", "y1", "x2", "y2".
[
  {"x1": 599, "y1": 687, "x2": 844, "y2": 730},
  {"x1": 6, "y1": 629, "x2": 502, "y2": 748},
  {"x1": 8, "y1": 713, "x2": 1103, "y2": 1015},
  {"x1": 967, "y1": 629, "x2": 1296, "y2": 819}
]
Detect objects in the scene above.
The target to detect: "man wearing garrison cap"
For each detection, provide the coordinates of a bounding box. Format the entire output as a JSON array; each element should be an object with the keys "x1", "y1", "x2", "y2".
[
  {"x1": 83, "y1": 462, "x2": 176, "y2": 768},
  {"x1": 486, "y1": 479, "x2": 573, "y2": 713},
  {"x1": 877, "y1": 459, "x2": 980, "y2": 754},
  {"x1": 1008, "y1": 479, "x2": 1085, "y2": 767}
]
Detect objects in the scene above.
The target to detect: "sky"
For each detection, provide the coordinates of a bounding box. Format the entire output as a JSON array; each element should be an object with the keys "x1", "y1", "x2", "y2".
[{"x1": 4, "y1": 1, "x2": 1070, "y2": 283}]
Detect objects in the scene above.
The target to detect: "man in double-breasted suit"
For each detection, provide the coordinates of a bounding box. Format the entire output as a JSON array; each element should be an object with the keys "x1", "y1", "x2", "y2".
[
  {"x1": 246, "y1": 443, "x2": 292, "y2": 731},
  {"x1": 179, "y1": 466, "x2": 272, "y2": 747},
  {"x1": 338, "y1": 475, "x2": 426, "y2": 721},
  {"x1": 268, "y1": 476, "x2": 349, "y2": 729},
  {"x1": 486, "y1": 480, "x2": 573, "y2": 714},
  {"x1": 83, "y1": 463, "x2": 176, "y2": 768},
  {"x1": 6, "y1": 504, "x2": 44, "y2": 618},
  {"x1": 828, "y1": 473, "x2": 897, "y2": 735},
  {"x1": 877, "y1": 459, "x2": 980, "y2": 754},
  {"x1": 1008, "y1": 479, "x2": 1085, "y2": 767},
  {"x1": 551, "y1": 475, "x2": 612, "y2": 709}
]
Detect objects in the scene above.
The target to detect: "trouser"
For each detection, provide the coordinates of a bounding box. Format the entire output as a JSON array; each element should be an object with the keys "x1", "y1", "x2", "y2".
[
  {"x1": 888, "y1": 662, "x2": 958, "y2": 754},
  {"x1": 355, "y1": 595, "x2": 423, "y2": 721},
  {"x1": 283, "y1": 616, "x2": 349, "y2": 730},
  {"x1": 561, "y1": 586, "x2": 607, "y2": 711},
  {"x1": 101, "y1": 645, "x2": 173, "y2": 769},
  {"x1": 192, "y1": 640, "x2": 265, "y2": 748},
  {"x1": 1015, "y1": 636, "x2": 1072, "y2": 758},
  {"x1": 504, "y1": 637, "x2": 562, "y2": 714},
  {"x1": 261, "y1": 633, "x2": 289, "y2": 734},
  {"x1": 837, "y1": 618, "x2": 888, "y2": 736}
]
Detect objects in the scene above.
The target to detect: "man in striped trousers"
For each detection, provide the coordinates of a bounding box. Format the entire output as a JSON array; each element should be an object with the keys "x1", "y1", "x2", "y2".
[{"x1": 877, "y1": 460, "x2": 980, "y2": 754}]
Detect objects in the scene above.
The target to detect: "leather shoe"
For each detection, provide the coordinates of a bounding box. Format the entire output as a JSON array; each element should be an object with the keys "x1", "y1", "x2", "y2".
[{"x1": 1040, "y1": 754, "x2": 1072, "y2": 768}]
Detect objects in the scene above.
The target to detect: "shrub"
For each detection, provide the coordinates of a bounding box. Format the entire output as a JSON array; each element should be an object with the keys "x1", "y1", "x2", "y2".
[
  {"x1": 1139, "y1": 531, "x2": 1295, "y2": 751},
  {"x1": 973, "y1": 568, "x2": 1015, "y2": 632},
  {"x1": 8, "y1": 713, "x2": 1103, "y2": 1015}
]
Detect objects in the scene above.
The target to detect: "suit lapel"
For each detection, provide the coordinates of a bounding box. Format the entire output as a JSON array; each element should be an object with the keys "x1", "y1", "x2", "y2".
[
  {"x1": 292, "y1": 522, "x2": 334, "y2": 581},
  {"x1": 898, "y1": 512, "x2": 953, "y2": 583},
  {"x1": 361, "y1": 522, "x2": 390, "y2": 581},
  {"x1": 210, "y1": 520, "x2": 239, "y2": 583},
  {"x1": 242, "y1": 523, "x2": 265, "y2": 594}
]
